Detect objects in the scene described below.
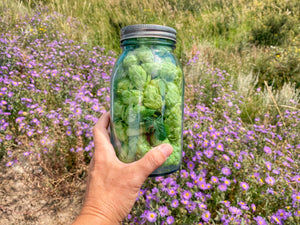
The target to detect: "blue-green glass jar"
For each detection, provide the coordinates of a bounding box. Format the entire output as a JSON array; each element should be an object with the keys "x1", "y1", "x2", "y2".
[{"x1": 110, "y1": 24, "x2": 184, "y2": 176}]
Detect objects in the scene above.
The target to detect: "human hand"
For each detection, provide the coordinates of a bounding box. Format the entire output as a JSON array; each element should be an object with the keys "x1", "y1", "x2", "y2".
[{"x1": 72, "y1": 112, "x2": 173, "y2": 225}]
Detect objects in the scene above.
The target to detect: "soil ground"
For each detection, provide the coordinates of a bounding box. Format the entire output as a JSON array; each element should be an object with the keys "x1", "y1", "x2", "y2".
[{"x1": 0, "y1": 160, "x2": 86, "y2": 225}]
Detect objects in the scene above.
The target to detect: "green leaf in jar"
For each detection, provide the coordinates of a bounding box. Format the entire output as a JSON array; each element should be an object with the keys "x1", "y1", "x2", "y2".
[{"x1": 154, "y1": 116, "x2": 167, "y2": 141}]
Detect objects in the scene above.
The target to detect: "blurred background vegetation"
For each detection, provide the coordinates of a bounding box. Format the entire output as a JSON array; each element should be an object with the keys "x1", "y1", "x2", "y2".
[{"x1": 1, "y1": 0, "x2": 300, "y2": 89}]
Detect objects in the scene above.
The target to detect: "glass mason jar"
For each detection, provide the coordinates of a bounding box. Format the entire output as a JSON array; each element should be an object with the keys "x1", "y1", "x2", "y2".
[{"x1": 110, "y1": 24, "x2": 184, "y2": 176}]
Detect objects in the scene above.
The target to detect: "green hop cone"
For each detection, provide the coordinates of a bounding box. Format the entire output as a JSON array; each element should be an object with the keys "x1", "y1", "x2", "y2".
[
  {"x1": 159, "y1": 62, "x2": 178, "y2": 82},
  {"x1": 122, "y1": 89, "x2": 143, "y2": 105},
  {"x1": 165, "y1": 82, "x2": 180, "y2": 107},
  {"x1": 113, "y1": 100, "x2": 124, "y2": 120},
  {"x1": 134, "y1": 46, "x2": 154, "y2": 63},
  {"x1": 143, "y1": 82, "x2": 163, "y2": 110},
  {"x1": 123, "y1": 104, "x2": 142, "y2": 126},
  {"x1": 165, "y1": 104, "x2": 182, "y2": 142},
  {"x1": 114, "y1": 121, "x2": 127, "y2": 142},
  {"x1": 136, "y1": 135, "x2": 152, "y2": 159},
  {"x1": 123, "y1": 52, "x2": 138, "y2": 68},
  {"x1": 117, "y1": 78, "x2": 132, "y2": 95},
  {"x1": 141, "y1": 62, "x2": 161, "y2": 79},
  {"x1": 128, "y1": 65, "x2": 148, "y2": 90}
]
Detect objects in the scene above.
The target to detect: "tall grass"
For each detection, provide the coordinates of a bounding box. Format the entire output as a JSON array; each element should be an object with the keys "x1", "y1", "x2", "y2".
[{"x1": 3, "y1": 0, "x2": 299, "y2": 89}]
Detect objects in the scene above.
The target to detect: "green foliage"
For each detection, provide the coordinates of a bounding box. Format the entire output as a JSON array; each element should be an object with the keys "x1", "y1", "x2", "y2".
[
  {"x1": 252, "y1": 41, "x2": 300, "y2": 89},
  {"x1": 249, "y1": 14, "x2": 297, "y2": 46},
  {"x1": 4, "y1": 0, "x2": 300, "y2": 90}
]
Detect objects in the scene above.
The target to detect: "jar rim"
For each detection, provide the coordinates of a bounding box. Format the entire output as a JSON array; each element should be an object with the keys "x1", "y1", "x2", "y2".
[{"x1": 120, "y1": 24, "x2": 177, "y2": 42}]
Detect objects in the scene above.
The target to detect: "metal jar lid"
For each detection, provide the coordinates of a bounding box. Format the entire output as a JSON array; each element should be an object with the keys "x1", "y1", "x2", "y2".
[{"x1": 120, "y1": 24, "x2": 177, "y2": 42}]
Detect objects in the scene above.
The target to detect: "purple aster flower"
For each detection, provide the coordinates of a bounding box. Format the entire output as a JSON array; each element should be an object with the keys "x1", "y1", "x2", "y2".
[
  {"x1": 216, "y1": 143, "x2": 224, "y2": 151},
  {"x1": 198, "y1": 202, "x2": 207, "y2": 209},
  {"x1": 187, "y1": 161, "x2": 195, "y2": 170},
  {"x1": 271, "y1": 215, "x2": 282, "y2": 224},
  {"x1": 74, "y1": 107, "x2": 82, "y2": 115},
  {"x1": 202, "y1": 210, "x2": 211, "y2": 222},
  {"x1": 202, "y1": 139, "x2": 209, "y2": 148},
  {"x1": 294, "y1": 209, "x2": 300, "y2": 217},
  {"x1": 221, "y1": 167, "x2": 231, "y2": 176},
  {"x1": 5, "y1": 134, "x2": 12, "y2": 140},
  {"x1": 171, "y1": 199, "x2": 179, "y2": 208},
  {"x1": 238, "y1": 201, "x2": 249, "y2": 210},
  {"x1": 233, "y1": 162, "x2": 241, "y2": 169},
  {"x1": 158, "y1": 206, "x2": 169, "y2": 217},
  {"x1": 220, "y1": 200, "x2": 231, "y2": 207},
  {"x1": 276, "y1": 209, "x2": 288, "y2": 220},
  {"x1": 208, "y1": 125, "x2": 215, "y2": 132},
  {"x1": 210, "y1": 140, "x2": 216, "y2": 147},
  {"x1": 251, "y1": 203, "x2": 256, "y2": 212},
  {"x1": 27, "y1": 130, "x2": 34, "y2": 137},
  {"x1": 182, "y1": 190, "x2": 192, "y2": 200},
  {"x1": 180, "y1": 169, "x2": 189, "y2": 178},
  {"x1": 198, "y1": 181, "x2": 208, "y2": 190},
  {"x1": 265, "y1": 176, "x2": 276, "y2": 186},
  {"x1": 180, "y1": 199, "x2": 189, "y2": 205},
  {"x1": 166, "y1": 216, "x2": 174, "y2": 224},
  {"x1": 240, "y1": 182, "x2": 249, "y2": 191},
  {"x1": 66, "y1": 130, "x2": 72, "y2": 136},
  {"x1": 218, "y1": 183, "x2": 227, "y2": 192},
  {"x1": 186, "y1": 202, "x2": 197, "y2": 213},
  {"x1": 292, "y1": 175, "x2": 300, "y2": 183},
  {"x1": 15, "y1": 117, "x2": 25, "y2": 123},
  {"x1": 6, "y1": 161, "x2": 14, "y2": 167},
  {"x1": 23, "y1": 151, "x2": 31, "y2": 156},
  {"x1": 203, "y1": 149, "x2": 213, "y2": 158},
  {"x1": 210, "y1": 176, "x2": 219, "y2": 184},
  {"x1": 229, "y1": 206, "x2": 242, "y2": 215},
  {"x1": 265, "y1": 161, "x2": 272, "y2": 171},
  {"x1": 146, "y1": 211, "x2": 157, "y2": 222},
  {"x1": 92, "y1": 104, "x2": 100, "y2": 112},
  {"x1": 292, "y1": 192, "x2": 300, "y2": 204},
  {"x1": 254, "y1": 216, "x2": 267, "y2": 225},
  {"x1": 223, "y1": 178, "x2": 231, "y2": 186},
  {"x1": 263, "y1": 146, "x2": 272, "y2": 154},
  {"x1": 223, "y1": 154, "x2": 230, "y2": 161},
  {"x1": 167, "y1": 188, "x2": 177, "y2": 197}
]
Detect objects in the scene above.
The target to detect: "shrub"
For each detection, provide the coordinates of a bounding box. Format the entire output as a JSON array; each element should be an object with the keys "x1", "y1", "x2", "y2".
[{"x1": 0, "y1": 10, "x2": 113, "y2": 192}]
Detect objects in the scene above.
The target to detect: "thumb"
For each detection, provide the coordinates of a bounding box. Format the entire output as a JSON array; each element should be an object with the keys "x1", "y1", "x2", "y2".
[{"x1": 133, "y1": 144, "x2": 173, "y2": 178}]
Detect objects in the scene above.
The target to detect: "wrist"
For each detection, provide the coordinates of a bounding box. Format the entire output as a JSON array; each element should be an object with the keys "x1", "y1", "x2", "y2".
[{"x1": 72, "y1": 206, "x2": 120, "y2": 225}]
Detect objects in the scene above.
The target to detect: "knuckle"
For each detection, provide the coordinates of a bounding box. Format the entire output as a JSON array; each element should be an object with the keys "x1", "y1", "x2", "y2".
[{"x1": 147, "y1": 152, "x2": 162, "y2": 169}]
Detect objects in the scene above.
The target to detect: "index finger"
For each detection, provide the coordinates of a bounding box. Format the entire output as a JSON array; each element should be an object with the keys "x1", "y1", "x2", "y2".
[{"x1": 92, "y1": 111, "x2": 111, "y2": 147}]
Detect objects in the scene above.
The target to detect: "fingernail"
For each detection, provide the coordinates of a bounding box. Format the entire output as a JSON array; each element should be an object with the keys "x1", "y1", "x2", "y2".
[{"x1": 158, "y1": 144, "x2": 173, "y2": 157}]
